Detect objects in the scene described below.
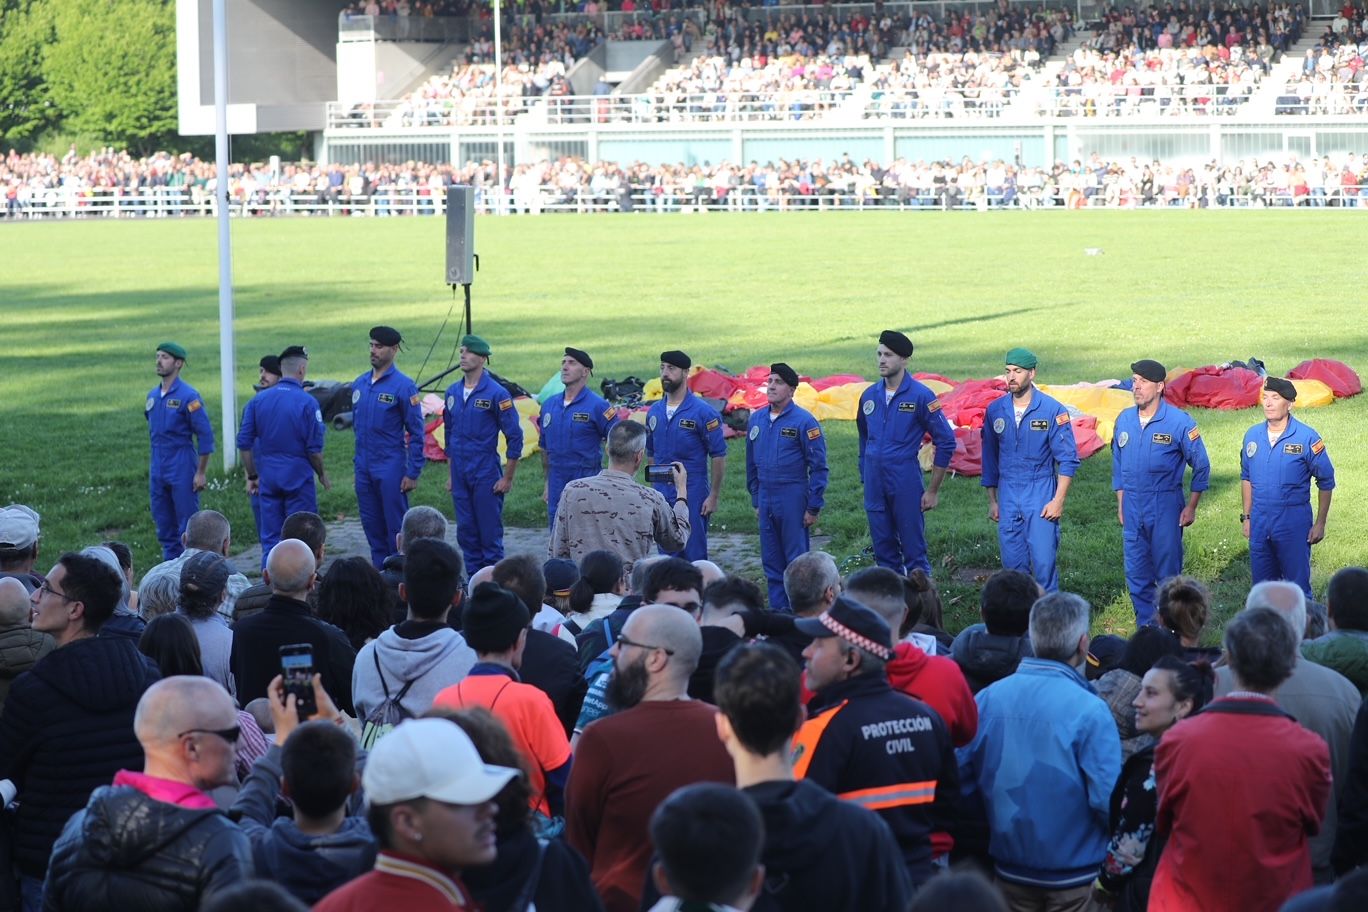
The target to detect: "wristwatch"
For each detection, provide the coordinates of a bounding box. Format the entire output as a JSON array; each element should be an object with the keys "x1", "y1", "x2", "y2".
[
  {"x1": 1239, "y1": 513, "x2": 1250, "y2": 522},
  {"x1": 247, "y1": 473, "x2": 259, "y2": 481}
]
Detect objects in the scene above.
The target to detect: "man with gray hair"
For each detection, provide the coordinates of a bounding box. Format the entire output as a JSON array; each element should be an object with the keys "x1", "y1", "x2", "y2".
[
  {"x1": 549, "y1": 421, "x2": 690, "y2": 566},
  {"x1": 1215, "y1": 580, "x2": 1359, "y2": 881},
  {"x1": 379, "y1": 504, "x2": 449, "y2": 598},
  {"x1": 784, "y1": 550, "x2": 840, "y2": 618},
  {"x1": 959, "y1": 592, "x2": 1120, "y2": 910},
  {"x1": 566, "y1": 604, "x2": 733, "y2": 912},
  {"x1": 138, "y1": 510, "x2": 250, "y2": 621}
]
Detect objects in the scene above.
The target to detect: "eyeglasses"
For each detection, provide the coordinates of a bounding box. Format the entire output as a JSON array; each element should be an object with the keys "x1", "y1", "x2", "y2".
[
  {"x1": 178, "y1": 725, "x2": 241, "y2": 745},
  {"x1": 615, "y1": 633, "x2": 675, "y2": 656},
  {"x1": 37, "y1": 580, "x2": 77, "y2": 603},
  {"x1": 663, "y1": 600, "x2": 702, "y2": 613}
]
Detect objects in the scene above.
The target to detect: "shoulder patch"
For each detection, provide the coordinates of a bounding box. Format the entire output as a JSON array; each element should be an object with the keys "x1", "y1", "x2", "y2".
[
  {"x1": 542, "y1": 413, "x2": 552, "y2": 428},
  {"x1": 897, "y1": 401, "x2": 917, "y2": 413},
  {"x1": 411, "y1": 394, "x2": 422, "y2": 407},
  {"x1": 1246, "y1": 441, "x2": 1257, "y2": 458},
  {"x1": 188, "y1": 399, "x2": 202, "y2": 413},
  {"x1": 145, "y1": 397, "x2": 154, "y2": 412},
  {"x1": 927, "y1": 399, "x2": 942, "y2": 412},
  {"x1": 861, "y1": 399, "x2": 875, "y2": 416},
  {"x1": 780, "y1": 427, "x2": 798, "y2": 439},
  {"x1": 807, "y1": 426, "x2": 822, "y2": 440},
  {"x1": 992, "y1": 417, "x2": 1005, "y2": 434},
  {"x1": 647, "y1": 414, "x2": 657, "y2": 430},
  {"x1": 315, "y1": 409, "x2": 324, "y2": 423},
  {"x1": 603, "y1": 406, "x2": 616, "y2": 421},
  {"x1": 352, "y1": 389, "x2": 361, "y2": 405},
  {"x1": 499, "y1": 398, "x2": 513, "y2": 411},
  {"x1": 1117, "y1": 431, "x2": 1129, "y2": 448},
  {"x1": 1187, "y1": 426, "x2": 1200, "y2": 441},
  {"x1": 705, "y1": 418, "x2": 719, "y2": 432},
  {"x1": 446, "y1": 395, "x2": 456, "y2": 411},
  {"x1": 1312, "y1": 439, "x2": 1325, "y2": 455},
  {"x1": 1055, "y1": 412, "x2": 1070, "y2": 427},
  {"x1": 748, "y1": 425, "x2": 759, "y2": 441}
]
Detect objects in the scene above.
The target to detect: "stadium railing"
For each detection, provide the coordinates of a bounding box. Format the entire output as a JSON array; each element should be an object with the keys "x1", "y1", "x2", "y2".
[
  {"x1": 1041, "y1": 82, "x2": 1259, "y2": 117},
  {"x1": 865, "y1": 86, "x2": 1020, "y2": 119},
  {"x1": 537, "y1": 91, "x2": 859, "y2": 124},
  {"x1": 328, "y1": 97, "x2": 532, "y2": 129}
]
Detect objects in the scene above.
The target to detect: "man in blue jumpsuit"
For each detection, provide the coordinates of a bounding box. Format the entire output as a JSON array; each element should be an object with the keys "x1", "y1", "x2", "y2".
[
  {"x1": 237, "y1": 345, "x2": 329, "y2": 568},
  {"x1": 352, "y1": 326, "x2": 426, "y2": 569},
  {"x1": 146, "y1": 341, "x2": 215, "y2": 560},
  {"x1": 646, "y1": 350, "x2": 727, "y2": 561},
  {"x1": 981, "y1": 348, "x2": 1079, "y2": 593},
  {"x1": 1110, "y1": 359, "x2": 1211, "y2": 626},
  {"x1": 1241, "y1": 376, "x2": 1334, "y2": 599},
  {"x1": 539, "y1": 347, "x2": 618, "y2": 530},
  {"x1": 444, "y1": 334, "x2": 523, "y2": 573},
  {"x1": 247, "y1": 354, "x2": 282, "y2": 542},
  {"x1": 857, "y1": 330, "x2": 956, "y2": 576},
  {"x1": 746, "y1": 363, "x2": 828, "y2": 610}
]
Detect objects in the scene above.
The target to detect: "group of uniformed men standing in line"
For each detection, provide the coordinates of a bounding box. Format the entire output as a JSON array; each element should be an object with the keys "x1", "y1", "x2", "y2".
[{"x1": 145, "y1": 326, "x2": 1336, "y2": 623}]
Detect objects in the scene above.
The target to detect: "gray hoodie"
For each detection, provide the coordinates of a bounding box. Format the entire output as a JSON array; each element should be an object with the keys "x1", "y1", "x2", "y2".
[{"x1": 352, "y1": 624, "x2": 477, "y2": 721}]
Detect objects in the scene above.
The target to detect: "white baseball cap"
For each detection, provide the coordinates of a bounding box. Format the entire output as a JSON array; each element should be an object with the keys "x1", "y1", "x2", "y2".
[
  {"x1": 363, "y1": 718, "x2": 519, "y2": 806},
  {"x1": 0, "y1": 505, "x2": 39, "y2": 550}
]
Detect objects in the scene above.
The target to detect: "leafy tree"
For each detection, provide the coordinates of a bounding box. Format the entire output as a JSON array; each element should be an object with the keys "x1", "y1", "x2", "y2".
[{"x1": 0, "y1": 1, "x2": 58, "y2": 146}]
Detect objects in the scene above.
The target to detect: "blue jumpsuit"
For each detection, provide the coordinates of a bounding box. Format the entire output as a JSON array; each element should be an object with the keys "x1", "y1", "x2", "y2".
[
  {"x1": 746, "y1": 402, "x2": 828, "y2": 610},
  {"x1": 1110, "y1": 402, "x2": 1210, "y2": 626},
  {"x1": 1241, "y1": 416, "x2": 1334, "y2": 598},
  {"x1": 539, "y1": 387, "x2": 618, "y2": 529},
  {"x1": 237, "y1": 377, "x2": 325, "y2": 567},
  {"x1": 444, "y1": 372, "x2": 524, "y2": 573},
  {"x1": 857, "y1": 373, "x2": 956, "y2": 576},
  {"x1": 981, "y1": 390, "x2": 1080, "y2": 593},
  {"x1": 145, "y1": 378, "x2": 215, "y2": 560},
  {"x1": 352, "y1": 366, "x2": 426, "y2": 568},
  {"x1": 646, "y1": 391, "x2": 728, "y2": 561}
]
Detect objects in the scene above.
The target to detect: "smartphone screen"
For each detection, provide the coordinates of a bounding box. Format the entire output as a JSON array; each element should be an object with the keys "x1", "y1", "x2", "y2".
[
  {"x1": 279, "y1": 644, "x2": 317, "y2": 718},
  {"x1": 645, "y1": 464, "x2": 674, "y2": 484}
]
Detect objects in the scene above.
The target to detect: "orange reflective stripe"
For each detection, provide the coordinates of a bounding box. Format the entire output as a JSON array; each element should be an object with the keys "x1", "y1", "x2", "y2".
[
  {"x1": 837, "y1": 780, "x2": 937, "y2": 812},
  {"x1": 790, "y1": 700, "x2": 847, "y2": 780}
]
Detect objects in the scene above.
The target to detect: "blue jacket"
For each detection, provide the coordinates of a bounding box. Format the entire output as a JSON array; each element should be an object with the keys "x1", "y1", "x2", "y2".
[
  {"x1": 145, "y1": 378, "x2": 215, "y2": 476},
  {"x1": 1111, "y1": 401, "x2": 1210, "y2": 495},
  {"x1": 857, "y1": 372, "x2": 956, "y2": 478},
  {"x1": 443, "y1": 370, "x2": 524, "y2": 475},
  {"x1": 1241, "y1": 416, "x2": 1335, "y2": 507},
  {"x1": 646, "y1": 391, "x2": 726, "y2": 490},
  {"x1": 236, "y1": 378, "x2": 325, "y2": 487},
  {"x1": 957, "y1": 658, "x2": 1120, "y2": 889},
  {"x1": 981, "y1": 389, "x2": 1080, "y2": 491},
  {"x1": 538, "y1": 386, "x2": 617, "y2": 473},
  {"x1": 351, "y1": 365, "x2": 425, "y2": 478},
  {"x1": 745, "y1": 402, "x2": 828, "y2": 511}
]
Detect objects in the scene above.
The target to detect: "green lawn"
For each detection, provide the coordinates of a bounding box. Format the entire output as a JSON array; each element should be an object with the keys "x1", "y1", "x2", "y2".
[{"x1": 3, "y1": 211, "x2": 1364, "y2": 637}]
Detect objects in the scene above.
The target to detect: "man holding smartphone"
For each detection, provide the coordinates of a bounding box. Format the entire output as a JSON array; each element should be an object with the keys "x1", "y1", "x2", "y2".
[
  {"x1": 549, "y1": 421, "x2": 690, "y2": 568},
  {"x1": 646, "y1": 350, "x2": 727, "y2": 562}
]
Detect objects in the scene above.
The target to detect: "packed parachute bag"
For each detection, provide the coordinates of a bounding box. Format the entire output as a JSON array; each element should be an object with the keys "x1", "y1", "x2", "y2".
[
  {"x1": 600, "y1": 375, "x2": 646, "y2": 409},
  {"x1": 359, "y1": 651, "x2": 416, "y2": 750},
  {"x1": 305, "y1": 380, "x2": 355, "y2": 425},
  {"x1": 488, "y1": 369, "x2": 532, "y2": 401}
]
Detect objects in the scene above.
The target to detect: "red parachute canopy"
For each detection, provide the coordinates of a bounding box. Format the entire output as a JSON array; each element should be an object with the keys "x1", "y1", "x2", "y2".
[
  {"x1": 1287, "y1": 359, "x2": 1362, "y2": 398},
  {"x1": 1164, "y1": 366, "x2": 1263, "y2": 410}
]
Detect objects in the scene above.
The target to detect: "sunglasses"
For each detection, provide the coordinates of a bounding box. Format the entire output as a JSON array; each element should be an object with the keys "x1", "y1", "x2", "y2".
[{"x1": 178, "y1": 725, "x2": 241, "y2": 745}]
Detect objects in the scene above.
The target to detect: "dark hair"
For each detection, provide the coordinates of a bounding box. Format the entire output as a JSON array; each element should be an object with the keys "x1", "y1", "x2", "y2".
[
  {"x1": 650, "y1": 784, "x2": 763, "y2": 905},
  {"x1": 1225, "y1": 607, "x2": 1298, "y2": 692},
  {"x1": 317, "y1": 558, "x2": 393, "y2": 651},
  {"x1": 281, "y1": 721, "x2": 358, "y2": 818},
  {"x1": 138, "y1": 614, "x2": 204, "y2": 677},
  {"x1": 845, "y1": 567, "x2": 907, "y2": 629},
  {"x1": 980, "y1": 569, "x2": 1037, "y2": 637},
  {"x1": 1150, "y1": 655, "x2": 1214, "y2": 714},
  {"x1": 368, "y1": 797, "x2": 428, "y2": 852},
  {"x1": 426, "y1": 706, "x2": 531, "y2": 838},
  {"x1": 56, "y1": 551, "x2": 122, "y2": 629},
  {"x1": 714, "y1": 642, "x2": 803, "y2": 756},
  {"x1": 200, "y1": 880, "x2": 310, "y2": 912},
  {"x1": 281, "y1": 512, "x2": 327, "y2": 556},
  {"x1": 702, "y1": 576, "x2": 764, "y2": 615},
  {"x1": 403, "y1": 538, "x2": 464, "y2": 621},
  {"x1": 903, "y1": 569, "x2": 943, "y2": 635},
  {"x1": 907, "y1": 870, "x2": 1008, "y2": 912},
  {"x1": 1119, "y1": 626, "x2": 1183, "y2": 677},
  {"x1": 1158, "y1": 576, "x2": 1210, "y2": 642},
  {"x1": 1328, "y1": 567, "x2": 1368, "y2": 632},
  {"x1": 0, "y1": 543, "x2": 37, "y2": 568},
  {"x1": 492, "y1": 554, "x2": 546, "y2": 621},
  {"x1": 101, "y1": 541, "x2": 133, "y2": 574},
  {"x1": 645, "y1": 557, "x2": 703, "y2": 603},
  {"x1": 569, "y1": 550, "x2": 624, "y2": 616}
]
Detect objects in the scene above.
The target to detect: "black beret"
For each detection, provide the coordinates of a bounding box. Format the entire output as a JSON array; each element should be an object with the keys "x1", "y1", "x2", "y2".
[
  {"x1": 660, "y1": 350, "x2": 691, "y2": 370},
  {"x1": 879, "y1": 330, "x2": 914, "y2": 358},
  {"x1": 461, "y1": 582, "x2": 531, "y2": 653},
  {"x1": 1130, "y1": 359, "x2": 1166, "y2": 383},
  {"x1": 259, "y1": 355, "x2": 282, "y2": 376},
  {"x1": 370, "y1": 325, "x2": 402, "y2": 347},
  {"x1": 565, "y1": 347, "x2": 593, "y2": 370},
  {"x1": 279, "y1": 345, "x2": 308, "y2": 361},
  {"x1": 769, "y1": 363, "x2": 800, "y2": 389},
  {"x1": 1265, "y1": 376, "x2": 1297, "y2": 402}
]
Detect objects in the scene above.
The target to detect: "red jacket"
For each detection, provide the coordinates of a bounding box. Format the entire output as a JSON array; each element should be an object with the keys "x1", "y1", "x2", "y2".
[{"x1": 887, "y1": 642, "x2": 978, "y2": 747}]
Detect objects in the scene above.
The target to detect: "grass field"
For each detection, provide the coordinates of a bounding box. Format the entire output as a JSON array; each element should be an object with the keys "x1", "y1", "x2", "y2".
[{"x1": 2, "y1": 211, "x2": 1364, "y2": 637}]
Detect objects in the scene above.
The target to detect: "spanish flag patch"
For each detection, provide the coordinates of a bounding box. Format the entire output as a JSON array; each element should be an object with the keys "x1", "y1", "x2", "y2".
[
  {"x1": 1312, "y1": 439, "x2": 1325, "y2": 455},
  {"x1": 1188, "y1": 427, "x2": 1201, "y2": 441},
  {"x1": 706, "y1": 418, "x2": 719, "y2": 431},
  {"x1": 188, "y1": 400, "x2": 202, "y2": 413},
  {"x1": 1055, "y1": 413, "x2": 1069, "y2": 427},
  {"x1": 499, "y1": 399, "x2": 513, "y2": 411},
  {"x1": 603, "y1": 407, "x2": 615, "y2": 420},
  {"x1": 410, "y1": 394, "x2": 421, "y2": 407},
  {"x1": 927, "y1": 400, "x2": 942, "y2": 412},
  {"x1": 807, "y1": 427, "x2": 822, "y2": 440}
]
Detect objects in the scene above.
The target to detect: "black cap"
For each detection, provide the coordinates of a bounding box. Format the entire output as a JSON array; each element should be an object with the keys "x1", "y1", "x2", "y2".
[
  {"x1": 1265, "y1": 376, "x2": 1297, "y2": 402},
  {"x1": 565, "y1": 347, "x2": 594, "y2": 371},
  {"x1": 1130, "y1": 359, "x2": 1166, "y2": 383},
  {"x1": 180, "y1": 551, "x2": 230, "y2": 601},
  {"x1": 370, "y1": 325, "x2": 403, "y2": 347},
  {"x1": 543, "y1": 558, "x2": 580, "y2": 597},
  {"x1": 259, "y1": 355, "x2": 282, "y2": 376},
  {"x1": 660, "y1": 350, "x2": 691, "y2": 370},
  {"x1": 769, "y1": 362, "x2": 800, "y2": 389},
  {"x1": 879, "y1": 330, "x2": 914, "y2": 358},
  {"x1": 461, "y1": 582, "x2": 532, "y2": 653},
  {"x1": 279, "y1": 345, "x2": 309, "y2": 361},
  {"x1": 1085, "y1": 634, "x2": 1127, "y2": 681},
  {"x1": 793, "y1": 595, "x2": 893, "y2": 661}
]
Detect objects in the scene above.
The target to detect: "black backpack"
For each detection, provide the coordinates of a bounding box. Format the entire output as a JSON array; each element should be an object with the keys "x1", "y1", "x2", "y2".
[{"x1": 360, "y1": 651, "x2": 417, "y2": 749}]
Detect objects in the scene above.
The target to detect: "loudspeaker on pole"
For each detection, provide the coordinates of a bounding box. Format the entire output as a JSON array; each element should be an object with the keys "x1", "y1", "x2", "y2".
[{"x1": 445, "y1": 186, "x2": 475, "y2": 285}]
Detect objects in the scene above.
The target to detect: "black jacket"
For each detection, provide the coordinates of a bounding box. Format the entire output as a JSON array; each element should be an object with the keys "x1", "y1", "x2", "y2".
[
  {"x1": 1334, "y1": 696, "x2": 1368, "y2": 874},
  {"x1": 230, "y1": 594, "x2": 357, "y2": 714},
  {"x1": 43, "y1": 785, "x2": 253, "y2": 911},
  {"x1": 950, "y1": 624, "x2": 1032, "y2": 693},
  {"x1": 688, "y1": 626, "x2": 743, "y2": 705},
  {"x1": 519, "y1": 629, "x2": 587, "y2": 738},
  {"x1": 0, "y1": 636, "x2": 160, "y2": 877},
  {"x1": 465, "y1": 828, "x2": 603, "y2": 912}
]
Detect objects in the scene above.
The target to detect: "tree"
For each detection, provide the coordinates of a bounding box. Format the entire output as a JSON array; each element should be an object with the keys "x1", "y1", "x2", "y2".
[{"x1": 0, "y1": 0, "x2": 58, "y2": 146}]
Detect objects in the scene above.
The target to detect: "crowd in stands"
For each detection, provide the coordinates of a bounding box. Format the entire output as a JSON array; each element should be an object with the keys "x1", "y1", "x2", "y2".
[
  {"x1": 866, "y1": 49, "x2": 1040, "y2": 118},
  {"x1": 1276, "y1": 8, "x2": 1368, "y2": 115}
]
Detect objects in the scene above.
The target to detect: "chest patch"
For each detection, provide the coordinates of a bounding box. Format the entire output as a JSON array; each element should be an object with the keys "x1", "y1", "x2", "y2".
[
  {"x1": 352, "y1": 389, "x2": 361, "y2": 405},
  {"x1": 1151, "y1": 433, "x2": 1172, "y2": 445},
  {"x1": 572, "y1": 412, "x2": 590, "y2": 423},
  {"x1": 780, "y1": 427, "x2": 798, "y2": 439},
  {"x1": 748, "y1": 426, "x2": 760, "y2": 441},
  {"x1": 1117, "y1": 431, "x2": 1129, "y2": 448},
  {"x1": 897, "y1": 402, "x2": 917, "y2": 413},
  {"x1": 1029, "y1": 419, "x2": 1049, "y2": 431},
  {"x1": 166, "y1": 399, "x2": 181, "y2": 409},
  {"x1": 678, "y1": 418, "x2": 697, "y2": 430},
  {"x1": 1284, "y1": 444, "x2": 1304, "y2": 455},
  {"x1": 474, "y1": 399, "x2": 492, "y2": 410},
  {"x1": 1246, "y1": 441, "x2": 1257, "y2": 458},
  {"x1": 862, "y1": 399, "x2": 875, "y2": 416},
  {"x1": 378, "y1": 393, "x2": 396, "y2": 405},
  {"x1": 993, "y1": 417, "x2": 1005, "y2": 434}
]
